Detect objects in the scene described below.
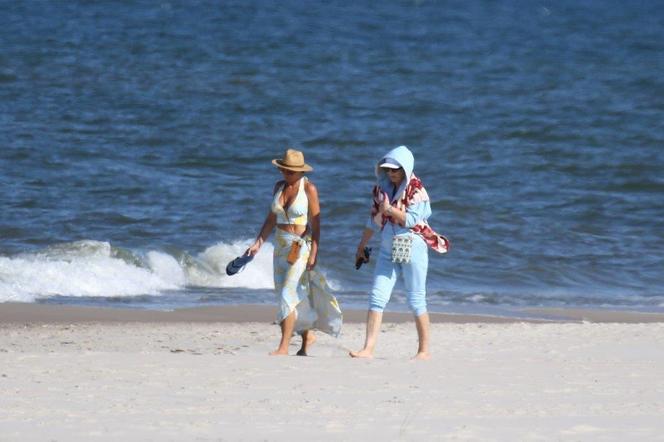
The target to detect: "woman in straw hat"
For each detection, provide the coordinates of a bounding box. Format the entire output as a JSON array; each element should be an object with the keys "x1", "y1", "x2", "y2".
[
  {"x1": 350, "y1": 146, "x2": 449, "y2": 360},
  {"x1": 246, "y1": 148, "x2": 342, "y2": 355}
]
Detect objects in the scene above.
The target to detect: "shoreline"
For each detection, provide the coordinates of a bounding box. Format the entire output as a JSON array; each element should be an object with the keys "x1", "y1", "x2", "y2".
[{"x1": 2, "y1": 302, "x2": 664, "y2": 324}]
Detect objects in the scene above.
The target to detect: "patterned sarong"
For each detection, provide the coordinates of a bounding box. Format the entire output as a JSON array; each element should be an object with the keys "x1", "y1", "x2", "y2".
[{"x1": 273, "y1": 229, "x2": 342, "y2": 337}]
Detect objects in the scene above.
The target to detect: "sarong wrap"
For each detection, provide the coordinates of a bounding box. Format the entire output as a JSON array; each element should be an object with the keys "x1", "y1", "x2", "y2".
[{"x1": 273, "y1": 229, "x2": 342, "y2": 337}]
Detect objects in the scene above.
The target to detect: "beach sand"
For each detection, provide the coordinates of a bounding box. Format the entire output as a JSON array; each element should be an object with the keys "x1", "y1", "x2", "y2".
[{"x1": 1, "y1": 304, "x2": 664, "y2": 441}]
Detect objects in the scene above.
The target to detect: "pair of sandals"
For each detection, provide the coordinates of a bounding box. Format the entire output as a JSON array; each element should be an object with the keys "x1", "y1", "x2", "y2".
[
  {"x1": 229, "y1": 247, "x2": 371, "y2": 275},
  {"x1": 225, "y1": 253, "x2": 254, "y2": 276}
]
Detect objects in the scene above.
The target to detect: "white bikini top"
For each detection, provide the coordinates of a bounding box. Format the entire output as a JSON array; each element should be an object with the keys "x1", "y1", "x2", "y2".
[{"x1": 271, "y1": 177, "x2": 308, "y2": 225}]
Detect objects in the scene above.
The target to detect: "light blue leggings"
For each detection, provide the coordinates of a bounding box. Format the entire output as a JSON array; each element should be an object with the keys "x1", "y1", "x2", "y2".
[{"x1": 369, "y1": 233, "x2": 429, "y2": 316}]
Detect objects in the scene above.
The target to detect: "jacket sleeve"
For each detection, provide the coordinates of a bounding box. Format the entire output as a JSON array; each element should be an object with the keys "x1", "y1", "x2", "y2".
[{"x1": 404, "y1": 201, "x2": 431, "y2": 228}]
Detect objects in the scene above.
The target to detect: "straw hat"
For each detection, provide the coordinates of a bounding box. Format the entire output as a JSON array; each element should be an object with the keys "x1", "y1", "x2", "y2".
[{"x1": 271, "y1": 148, "x2": 313, "y2": 172}]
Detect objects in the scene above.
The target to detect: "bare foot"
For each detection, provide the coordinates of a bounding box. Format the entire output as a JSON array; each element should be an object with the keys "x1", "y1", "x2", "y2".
[
  {"x1": 412, "y1": 351, "x2": 431, "y2": 360},
  {"x1": 349, "y1": 349, "x2": 374, "y2": 359},
  {"x1": 269, "y1": 349, "x2": 289, "y2": 356}
]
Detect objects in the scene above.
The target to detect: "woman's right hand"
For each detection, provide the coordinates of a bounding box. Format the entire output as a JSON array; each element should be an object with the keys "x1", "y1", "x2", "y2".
[
  {"x1": 246, "y1": 241, "x2": 261, "y2": 257},
  {"x1": 355, "y1": 245, "x2": 368, "y2": 263},
  {"x1": 378, "y1": 191, "x2": 392, "y2": 215}
]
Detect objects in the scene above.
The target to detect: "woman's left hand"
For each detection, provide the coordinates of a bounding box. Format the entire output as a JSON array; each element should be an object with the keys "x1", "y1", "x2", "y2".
[{"x1": 306, "y1": 253, "x2": 317, "y2": 270}]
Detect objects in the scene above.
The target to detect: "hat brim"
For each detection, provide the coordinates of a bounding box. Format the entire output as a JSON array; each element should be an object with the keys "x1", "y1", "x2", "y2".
[
  {"x1": 272, "y1": 159, "x2": 313, "y2": 172},
  {"x1": 379, "y1": 163, "x2": 401, "y2": 169}
]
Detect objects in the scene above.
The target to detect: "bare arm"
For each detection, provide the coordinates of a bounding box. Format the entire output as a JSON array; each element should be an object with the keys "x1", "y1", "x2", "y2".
[
  {"x1": 305, "y1": 181, "x2": 320, "y2": 270},
  {"x1": 247, "y1": 211, "x2": 276, "y2": 256},
  {"x1": 246, "y1": 182, "x2": 281, "y2": 256},
  {"x1": 356, "y1": 228, "x2": 374, "y2": 262}
]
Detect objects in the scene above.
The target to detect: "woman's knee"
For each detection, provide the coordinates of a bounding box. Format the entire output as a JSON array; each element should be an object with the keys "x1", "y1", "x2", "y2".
[
  {"x1": 407, "y1": 292, "x2": 427, "y2": 316},
  {"x1": 369, "y1": 286, "x2": 391, "y2": 312},
  {"x1": 369, "y1": 296, "x2": 388, "y2": 313}
]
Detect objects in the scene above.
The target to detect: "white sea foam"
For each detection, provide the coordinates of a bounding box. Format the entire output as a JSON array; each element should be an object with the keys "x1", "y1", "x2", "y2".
[
  {"x1": 146, "y1": 251, "x2": 187, "y2": 287},
  {"x1": 193, "y1": 240, "x2": 274, "y2": 289},
  {"x1": 469, "y1": 294, "x2": 487, "y2": 303},
  {"x1": 0, "y1": 239, "x2": 279, "y2": 302},
  {"x1": 0, "y1": 241, "x2": 178, "y2": 302},
  {"x1": 0, "y1": 238, "x2": 354, "y2": 303}
]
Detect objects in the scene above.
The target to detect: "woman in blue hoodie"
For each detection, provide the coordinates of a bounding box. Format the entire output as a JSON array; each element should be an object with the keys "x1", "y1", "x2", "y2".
[{"x1": 350, "y1": 146, "x2": 449, "y2": 360}]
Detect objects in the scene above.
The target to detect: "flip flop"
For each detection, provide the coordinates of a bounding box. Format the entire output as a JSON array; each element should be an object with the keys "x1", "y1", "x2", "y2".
[{"x1": 225, "y1": 253, "x2": 254, "y2": 276}]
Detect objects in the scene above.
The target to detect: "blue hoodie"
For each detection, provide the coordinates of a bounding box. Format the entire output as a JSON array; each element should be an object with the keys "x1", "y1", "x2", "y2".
[
  {"x1": 366, "y1": 146, "x2": 432, "y2": 239},
  {"x1": 375, "y1": 145, "x2": 414, "y2": 202}
]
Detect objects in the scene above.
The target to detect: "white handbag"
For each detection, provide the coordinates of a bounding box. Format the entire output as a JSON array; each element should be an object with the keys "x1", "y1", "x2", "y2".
[{"x1": 391, "y1": 233, "x2": 413, "y2": 263}]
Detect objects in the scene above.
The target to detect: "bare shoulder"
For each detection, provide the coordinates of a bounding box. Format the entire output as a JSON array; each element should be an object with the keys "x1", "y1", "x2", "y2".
[{"x1": 304, "y1": 179, "x2": 318, "y2": 196}]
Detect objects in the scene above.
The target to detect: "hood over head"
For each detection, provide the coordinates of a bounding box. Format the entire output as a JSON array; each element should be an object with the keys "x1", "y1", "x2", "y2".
[{"x1": 375, "y1": 145, "x2": 415, "y2": 202}]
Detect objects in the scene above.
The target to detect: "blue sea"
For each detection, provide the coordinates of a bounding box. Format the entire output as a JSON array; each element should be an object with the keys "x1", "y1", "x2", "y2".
[{"x1": 1, "y1": 1, "x2": 663, "y2": 314}]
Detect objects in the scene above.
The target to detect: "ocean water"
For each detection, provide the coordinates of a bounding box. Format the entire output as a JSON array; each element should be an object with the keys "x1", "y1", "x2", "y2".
[{"x1": 1, "y1": 1, "x2": 663, "y2": 313}]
